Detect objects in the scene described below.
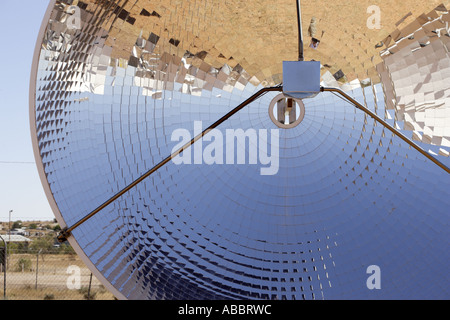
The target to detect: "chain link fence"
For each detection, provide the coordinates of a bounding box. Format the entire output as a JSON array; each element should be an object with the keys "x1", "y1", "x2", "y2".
[{"x1": 0, "y1": 246, "x2": 115, "y2": 300}]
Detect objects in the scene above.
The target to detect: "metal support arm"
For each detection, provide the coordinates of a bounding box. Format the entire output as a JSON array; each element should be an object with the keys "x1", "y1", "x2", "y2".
[
  {"x1": 57, "y1": 85, "x2": 283, "y2": 242},
  {"x1": 321, "y1": 87, "x2": 450, "y2": 174}
]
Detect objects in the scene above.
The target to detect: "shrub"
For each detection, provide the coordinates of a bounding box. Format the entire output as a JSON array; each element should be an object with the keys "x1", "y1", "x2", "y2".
[
  {"x1": 44, "y1": 293, "x2": 55, "y2": 300},
  {"x1": 15, "y1": 257, "x2": 32, "y2": 272},
  {"x1": 79, "y1": 286, "x2": 97, "y2": 300}
]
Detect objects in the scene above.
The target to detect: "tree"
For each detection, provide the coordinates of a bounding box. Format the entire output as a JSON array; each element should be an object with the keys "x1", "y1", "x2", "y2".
[
  {"x1": 29, "y1": 223, "x2": 38, "y2": 229},
  {"x1": 60, "y1": 243, "x2": 75, "y2": 254},
  {"x1": 29, "y1": 234, "x2": 54, "y2": 252},
  {"x1": 12, "y1": 221, "x2": 22, "y2": 229}
]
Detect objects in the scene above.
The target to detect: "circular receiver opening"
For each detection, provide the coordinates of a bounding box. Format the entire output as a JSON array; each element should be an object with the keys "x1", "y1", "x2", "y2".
[{"x1": 269, "y1": 93, "x2": 305, "y2": 129}]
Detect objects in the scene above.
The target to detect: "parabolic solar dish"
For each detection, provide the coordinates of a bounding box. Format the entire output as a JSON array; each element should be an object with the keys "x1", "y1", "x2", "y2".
[{"x1": 30, "y1": 0, "x2": 450, "y2": 300}]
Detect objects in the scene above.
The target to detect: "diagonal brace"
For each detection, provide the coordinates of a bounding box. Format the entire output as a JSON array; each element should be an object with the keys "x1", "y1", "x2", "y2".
[
  {"x1": 57, "y1": 85, "x2": 283, "y2": 242},
  {"x1": 321, "y1": 87, "x2": 450, "y2": 174}
]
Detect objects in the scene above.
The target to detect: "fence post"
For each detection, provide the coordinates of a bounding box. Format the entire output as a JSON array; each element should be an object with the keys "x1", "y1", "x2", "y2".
[
  {"x1": 0, "y1": 235, "x2": 6, "y2": 299},
  {"x1": 87, "y1": 272, "x2": 93, "y2": 299},
  {"x1": 35, "y1": 249, "x2": 42, "y2": 290}
]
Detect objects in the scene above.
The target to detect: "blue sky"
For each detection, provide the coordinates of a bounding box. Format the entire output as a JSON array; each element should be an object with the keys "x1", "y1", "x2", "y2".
[{"x1": 0, "y1": 1, "x2": 54, "y2": 221}]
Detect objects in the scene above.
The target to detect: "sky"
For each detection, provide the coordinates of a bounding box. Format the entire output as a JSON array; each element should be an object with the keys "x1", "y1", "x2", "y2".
[{"x1": 0, "y1": 1, "x2": 54, "y2": 222}]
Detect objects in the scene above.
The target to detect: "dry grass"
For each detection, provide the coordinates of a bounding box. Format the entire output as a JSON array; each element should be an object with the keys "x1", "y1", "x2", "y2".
[
  {"x1": 1, "y1": 253, "x2": 115, "y2": 300},
  {"x1": 3, "y1": 286, "x2": 115, "y2": 300}
]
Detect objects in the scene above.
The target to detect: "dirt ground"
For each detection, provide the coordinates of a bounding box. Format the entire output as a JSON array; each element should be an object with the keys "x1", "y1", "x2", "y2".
[{"x1": 1, "y1": 254, "x2": 115, "y2": 300}]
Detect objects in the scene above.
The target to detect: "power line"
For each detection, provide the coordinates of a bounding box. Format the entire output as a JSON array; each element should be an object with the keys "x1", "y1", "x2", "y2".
[{"x1": 0, "y1": 161, "x2": 35, "y2": 164}]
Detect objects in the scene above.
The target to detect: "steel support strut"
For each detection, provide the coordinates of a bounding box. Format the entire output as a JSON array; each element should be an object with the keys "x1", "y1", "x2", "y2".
[
  {"x1": 57, "y1": 86, "x2": 283, "y2": 242},
  {"x1": 321, "y1": 87, "x2": 450, "y2": 174},
  {"x1": 57, "y1": 85, "x2": 449, "y2": 242}
]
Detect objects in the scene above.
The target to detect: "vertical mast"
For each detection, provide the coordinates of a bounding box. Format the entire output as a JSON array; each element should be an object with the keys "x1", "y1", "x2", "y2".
[{"x1": 296, "y1": 0, "x2": 304, "y2": 61}]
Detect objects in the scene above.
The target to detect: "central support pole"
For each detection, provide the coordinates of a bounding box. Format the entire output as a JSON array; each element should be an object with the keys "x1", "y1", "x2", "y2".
[{"x1": 296, "y1": 0, "x2": 304, "y2": 61}]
